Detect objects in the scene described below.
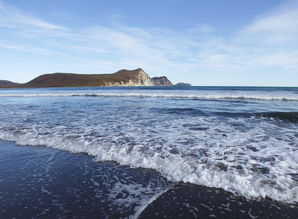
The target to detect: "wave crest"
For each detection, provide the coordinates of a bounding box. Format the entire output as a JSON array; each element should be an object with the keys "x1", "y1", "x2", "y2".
[{"x1": 0, "y1": 92, "x2": 298, "y2": 101}]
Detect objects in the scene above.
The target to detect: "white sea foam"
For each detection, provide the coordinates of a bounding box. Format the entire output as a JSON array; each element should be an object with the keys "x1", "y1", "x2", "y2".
[
  {"x1": 131, "y1": 185, "x2": 173, "y2": 219},
  {"x1": 0, "y1": 113, "x2": 297, "y2": 204},
  {"x1": 0, "y1": 90, "x2": 298, "y2": 101}
]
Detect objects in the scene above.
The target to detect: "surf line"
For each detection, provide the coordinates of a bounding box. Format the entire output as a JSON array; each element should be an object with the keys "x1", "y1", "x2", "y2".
[{"x1": 130, "y1": 183, "x2": 176, "y2": 219}]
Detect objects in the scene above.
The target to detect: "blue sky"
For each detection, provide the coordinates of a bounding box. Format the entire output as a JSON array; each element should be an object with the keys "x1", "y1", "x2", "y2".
[{"x1": 0, "y1": 0, "x2": 298, "y2": 86}]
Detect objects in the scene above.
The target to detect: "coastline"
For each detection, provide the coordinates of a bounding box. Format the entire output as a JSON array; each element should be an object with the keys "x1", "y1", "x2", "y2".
[{"x1": 1, "y1": 140, "x2": 297, "y2": 218}]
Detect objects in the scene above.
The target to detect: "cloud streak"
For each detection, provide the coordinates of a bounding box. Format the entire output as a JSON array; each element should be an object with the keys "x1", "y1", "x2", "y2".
[
  {"x1": 0, "y1": 2, "x2": 64, "y2": 29},
  {"x1": 239, "y1": 2, "x2": 298, "y2": 44}
]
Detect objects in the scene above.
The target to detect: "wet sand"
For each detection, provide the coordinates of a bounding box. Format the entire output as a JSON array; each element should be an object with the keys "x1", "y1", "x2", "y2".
[
  {"x1": 0, "y1": 140, "x2": 297, "y2": 218},
  {"x1": 139, "y1": 183, "x2": 298, "y2": 218}
]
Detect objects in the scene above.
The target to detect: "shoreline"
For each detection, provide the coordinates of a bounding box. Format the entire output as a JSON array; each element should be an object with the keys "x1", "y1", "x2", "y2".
[{"x1": 0, "y1": 140, "x2": 297, "y2": 218}]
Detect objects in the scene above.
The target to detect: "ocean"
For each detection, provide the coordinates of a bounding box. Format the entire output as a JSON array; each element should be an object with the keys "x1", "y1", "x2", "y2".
[{"x1": 0, "y1": 86, "x2": 297, "y2": 218}]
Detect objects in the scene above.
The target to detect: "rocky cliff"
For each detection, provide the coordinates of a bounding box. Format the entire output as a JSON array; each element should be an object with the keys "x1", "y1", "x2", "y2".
[
  {"x1": 105, "y1": 68, "x2": 154, "y2": 86},
  {"x1": 151, "y1": 76, "x2": 173, "y2": 86}
]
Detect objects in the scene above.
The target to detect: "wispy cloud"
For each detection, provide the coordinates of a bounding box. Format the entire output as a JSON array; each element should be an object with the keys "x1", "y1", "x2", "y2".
[
  {"x1": 0, "y1": 43, "x2": 53, "y2": 55},
  {"x1": 232, "y1": 1, "x2": 298, "y2": 70},
  {"x1": 239, "y1": 1, "x2": 298, "y2": 44},
  {"x1": 0, "y1": 2, "x2": 64, "y2": 29}
]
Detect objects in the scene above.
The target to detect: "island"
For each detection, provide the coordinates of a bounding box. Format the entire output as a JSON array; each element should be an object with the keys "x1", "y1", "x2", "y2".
[
  {"x1": 174, "y1": 82, "x2": 191, "y2": 87},
  {"x1": 0, "y1": 68, "x2": 173, "y2": 88}
]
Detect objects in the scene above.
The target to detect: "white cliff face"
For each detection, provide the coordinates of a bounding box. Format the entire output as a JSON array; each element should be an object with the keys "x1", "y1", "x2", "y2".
[
  {"x1": 133, "y1": 69, "x2": 154, "y2": 86},
  {"x1": 104, "y1": 69, "x2": 154, "y2": 87}
]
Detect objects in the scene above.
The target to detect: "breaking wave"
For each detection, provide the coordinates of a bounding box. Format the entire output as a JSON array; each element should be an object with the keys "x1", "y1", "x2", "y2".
[
  {"x1": 0, "y1": 92, "x2": 298, "y2": 101},
  {"x1": 0, "y1": 114, "x2": 297, "y2": 204}
]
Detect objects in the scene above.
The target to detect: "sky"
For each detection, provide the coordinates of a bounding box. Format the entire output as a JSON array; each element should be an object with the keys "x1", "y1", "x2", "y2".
[{"x1": 0, "y1": 0, "x2": 298, "y2": 86}]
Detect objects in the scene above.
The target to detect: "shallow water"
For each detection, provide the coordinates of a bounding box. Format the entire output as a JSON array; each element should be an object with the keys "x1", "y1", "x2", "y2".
[{"x1": 0, "y1": 86, "x2": 297, "y2": 207}]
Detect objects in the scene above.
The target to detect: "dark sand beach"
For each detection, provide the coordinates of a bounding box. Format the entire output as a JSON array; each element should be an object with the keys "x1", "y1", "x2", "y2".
[{"x1": 1, "y1": 140, "x2": 297, "y2": 218}]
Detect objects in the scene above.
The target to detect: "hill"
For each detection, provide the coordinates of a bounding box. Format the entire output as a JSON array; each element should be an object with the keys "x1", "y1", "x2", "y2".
[
  {"x1": 0, "y1": 69, "x2": 173, "y2": 88},
  {"x1": 22, "y1": 68, "x2": 154, "y2": 88},
  {"x1": 0, "y1": 80, "x2": 20, "y2": 87}
]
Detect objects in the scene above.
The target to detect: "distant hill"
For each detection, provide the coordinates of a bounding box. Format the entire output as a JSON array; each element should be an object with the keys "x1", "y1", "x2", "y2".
[
  {"x1": 0, "y1": 80, "x2": 20, "y2": 87},
  {"x1": 0, "y1": 69, "x2": 173, "y2": 88}
]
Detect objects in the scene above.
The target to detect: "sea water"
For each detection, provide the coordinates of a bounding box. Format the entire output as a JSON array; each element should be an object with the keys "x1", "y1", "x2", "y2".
[{"x1": 0, "y1": 86, "x2": 297, "y2": 206}]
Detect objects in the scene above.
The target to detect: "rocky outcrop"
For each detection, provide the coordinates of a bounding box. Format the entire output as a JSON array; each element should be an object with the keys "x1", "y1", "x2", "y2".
[
  {"x1": 151, "y1": 76, "x2": 173, "y2": 86},
  {"x1": 110, "y1": 68, "x2": 154, "y2": 86}
]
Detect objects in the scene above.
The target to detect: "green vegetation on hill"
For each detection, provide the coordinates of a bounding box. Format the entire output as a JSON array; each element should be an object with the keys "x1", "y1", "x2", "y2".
[
  {"x1": 0, "y1": 68, "x2": 174, "y2": 88},
  {"x1": 22, "y1": 68, "x2": 151, "y2": 88}
]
